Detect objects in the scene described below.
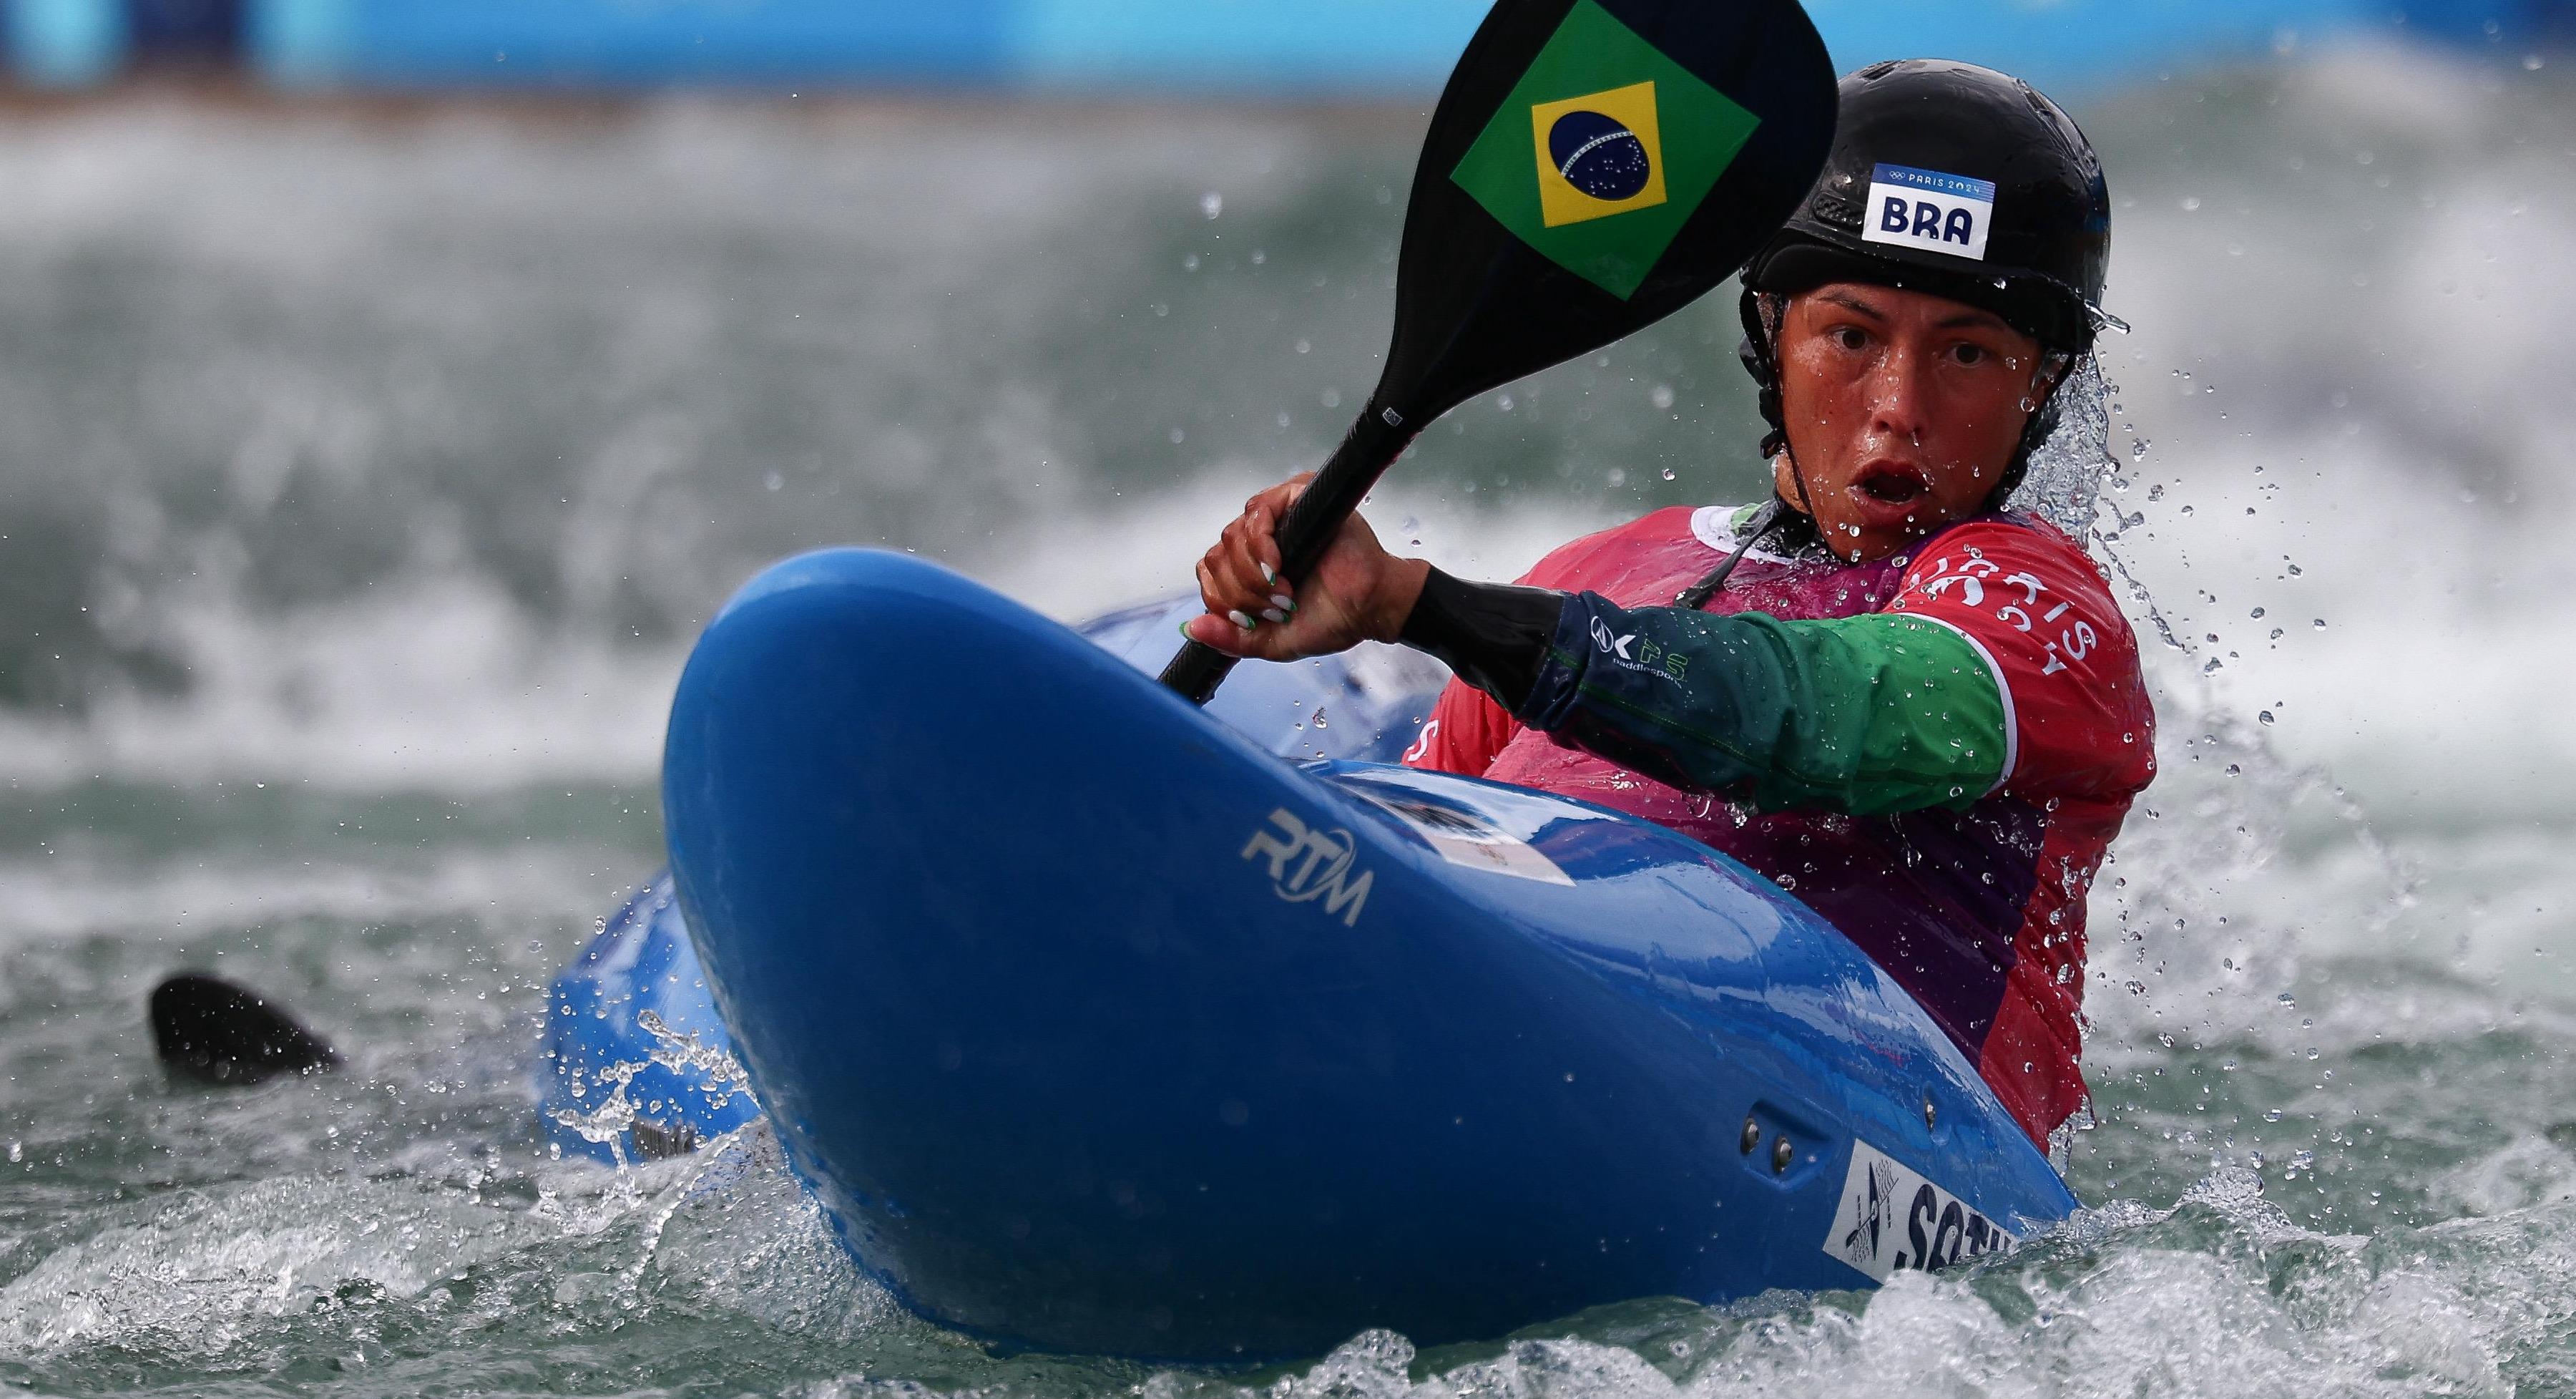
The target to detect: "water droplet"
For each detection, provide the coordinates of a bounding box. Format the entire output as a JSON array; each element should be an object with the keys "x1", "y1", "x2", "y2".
[
  {"x1": 763, "y1": 471, "x2": 783, "y2": 492},
  {"x1": 1650, "y1": 384, "x2": 1675, "y2": 411},
  {"x1": 1199, "y1": 192, "x2": 1223, "y2": 218},
  {"x1": 2312, "y1": 618, "x2": 2327, "y2": 630},
  {"x1": 1660, "y1": 467, "x2": 1676, "y2": 481},
  {"x1": 1294, "y1": 338, "x2": 1311, "y2": 354},
  {"x1": 2258, "y1": 710, "x2": 2276, "y2": 725},
  {"x1": 2180, "y1": 195, "x2": 2203, "y2": 212}
]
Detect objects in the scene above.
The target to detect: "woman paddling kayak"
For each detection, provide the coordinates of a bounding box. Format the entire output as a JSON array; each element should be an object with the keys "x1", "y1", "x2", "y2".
[{"x1": 1187, "y1": 58, "x2": 2155, "y2": 1153}]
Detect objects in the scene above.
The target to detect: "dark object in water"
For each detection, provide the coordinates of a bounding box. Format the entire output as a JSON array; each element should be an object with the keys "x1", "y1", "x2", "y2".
[
  {"x1": 148, "y1": 973, "x2": 341, "y2": 1086},
  {"x1": 630, "y1": 1117, "x2": 700, "y2": 1160}
]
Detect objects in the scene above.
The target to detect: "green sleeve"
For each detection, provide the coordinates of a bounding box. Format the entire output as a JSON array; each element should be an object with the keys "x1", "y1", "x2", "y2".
[{"x1": 1514, "y1": 595, "x2": 2009, "y2": 815}]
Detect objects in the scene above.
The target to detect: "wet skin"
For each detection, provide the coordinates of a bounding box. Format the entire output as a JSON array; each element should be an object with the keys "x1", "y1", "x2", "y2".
[
  {"x1": 1185, "y1": 282, "x2": 2057, "y2": 661},
  {"x1": 1768, "y1": 283, "x2": 2055, "y2": 563}
]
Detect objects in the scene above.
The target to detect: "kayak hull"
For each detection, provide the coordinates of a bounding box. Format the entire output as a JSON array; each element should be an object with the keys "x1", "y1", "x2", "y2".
[
  {"x1": 538, "y1": 596, "x2": 1441, "y2": 1168},
  {"x1": 662, "y1": 548, "x2": 2076, "y2": 1360}
]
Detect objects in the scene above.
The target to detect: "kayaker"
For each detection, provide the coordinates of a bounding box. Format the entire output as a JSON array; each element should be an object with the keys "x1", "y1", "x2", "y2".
[{"x1": 1185, "y1": 59, "x2": 2154, "y2": 1151}]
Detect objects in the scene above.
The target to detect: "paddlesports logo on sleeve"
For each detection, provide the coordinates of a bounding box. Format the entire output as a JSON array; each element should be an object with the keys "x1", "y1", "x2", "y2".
[{"x1": 1450, "y1": 0, "x2": 1760, "y2": 299}]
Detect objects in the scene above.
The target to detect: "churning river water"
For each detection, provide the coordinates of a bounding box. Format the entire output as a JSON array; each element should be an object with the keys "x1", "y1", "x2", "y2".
[{"x1": 1, "y1": 41, "x2": 2573, "y2": 1398}]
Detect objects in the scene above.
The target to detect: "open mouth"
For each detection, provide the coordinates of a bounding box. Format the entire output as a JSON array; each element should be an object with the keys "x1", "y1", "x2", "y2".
[{"x1": 1854, "y1": 463, "x2": 1929, "y2": 505}]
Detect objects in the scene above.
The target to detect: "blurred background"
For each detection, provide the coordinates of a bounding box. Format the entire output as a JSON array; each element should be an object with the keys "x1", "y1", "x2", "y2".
[
  {"x1": 0, "y1": 0, "x2": 2556, "y2": 814},
  {"x1": 0, "y1": 0, "x2": 2555, "y2": 812},
  {"x1": 1, "y1": 3, "x2": 2575, "y2": 1395}
]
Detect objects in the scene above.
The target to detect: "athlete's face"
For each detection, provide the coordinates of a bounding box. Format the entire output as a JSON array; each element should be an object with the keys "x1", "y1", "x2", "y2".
[{"x1": 1771, "y1": 283, "x2": 2057, "y2": 562}]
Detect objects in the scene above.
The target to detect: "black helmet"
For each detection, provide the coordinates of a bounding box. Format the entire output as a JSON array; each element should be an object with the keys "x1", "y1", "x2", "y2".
[{"x1": 1736, "y1": 59, "x2": 2114, "y2": 489}]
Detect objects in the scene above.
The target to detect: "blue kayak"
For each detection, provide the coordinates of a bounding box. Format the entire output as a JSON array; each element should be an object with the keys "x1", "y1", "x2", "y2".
[
  {"x1": 635, "y1": 547, "x2": 2077, "y2": 1359},
  {"x1": 538, "y1": 594, "x2": 1445, "y2": 1164}
]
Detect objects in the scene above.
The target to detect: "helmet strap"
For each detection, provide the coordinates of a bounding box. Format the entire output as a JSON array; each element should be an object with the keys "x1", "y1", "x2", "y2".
[{"x1": 1736, "y1": 288, "x2": 1788, "y2": 461}]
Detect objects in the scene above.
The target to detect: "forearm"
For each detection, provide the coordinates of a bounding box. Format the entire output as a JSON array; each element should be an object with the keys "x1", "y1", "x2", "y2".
[
  {"x1": 1401, "y1": 575, "x2": 2009, "y2": 814},
  {"x1": 1396, "y1": 566, "x2": 1562, "y2": 709}
]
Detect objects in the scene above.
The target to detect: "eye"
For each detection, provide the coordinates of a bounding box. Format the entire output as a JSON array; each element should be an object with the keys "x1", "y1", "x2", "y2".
[
  {"x1": 1831, "y1": 326, "x2": 1868, "y2": 351},
  {"x1": 1951, "y1": 342, "x2": 1989, "y2": 366}
]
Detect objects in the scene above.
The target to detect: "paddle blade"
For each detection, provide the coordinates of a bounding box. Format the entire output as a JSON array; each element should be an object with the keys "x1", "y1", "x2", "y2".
[
  {"x1": 1374, "y1": 0, "x2": 1837, "y2": 424},
  {"x1": 149, "y1": 973, "x2": 341, "y2": 1086},
  {"x1": 1160, "y1": 0, "x2": 1835, "y2": 703}
]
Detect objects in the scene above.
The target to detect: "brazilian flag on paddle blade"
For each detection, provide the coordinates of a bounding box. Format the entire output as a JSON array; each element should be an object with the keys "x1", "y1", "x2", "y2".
[{"x1": 1450, "y1": 0, "x2": 1761, "y2": 300}]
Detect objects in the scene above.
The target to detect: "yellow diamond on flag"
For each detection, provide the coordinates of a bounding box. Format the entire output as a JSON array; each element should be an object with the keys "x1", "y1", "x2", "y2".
[{"x1": 1531, "y1": 81, "x2": 1668, "y2": 228}]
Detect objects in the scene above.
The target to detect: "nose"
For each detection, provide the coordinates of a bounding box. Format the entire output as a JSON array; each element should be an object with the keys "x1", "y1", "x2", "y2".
[{"x1": 1861, "y1": 343, "x2": 1931, "y2": 444}]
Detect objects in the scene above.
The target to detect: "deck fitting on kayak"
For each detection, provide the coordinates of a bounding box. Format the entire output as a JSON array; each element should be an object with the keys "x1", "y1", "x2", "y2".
[
  {"x1": 1771, "y1": 1135, "x2": 1793, "y2": 1174},
  {"x1": 1740, "y1": 1116, "x2": 1761, "y2": 1154},
  {"x1": 1925, "y1": 1095, "x2": 1939, "y2": 1130}
]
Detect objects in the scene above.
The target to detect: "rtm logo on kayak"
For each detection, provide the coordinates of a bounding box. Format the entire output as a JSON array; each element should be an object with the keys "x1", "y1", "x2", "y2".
[
  {"x1": 1241, "y1": 809, "x2": 1373, "y2": 927},
  {"x1": 1824, "y1": 1139, "x2": 2015, "y2": 1282}
]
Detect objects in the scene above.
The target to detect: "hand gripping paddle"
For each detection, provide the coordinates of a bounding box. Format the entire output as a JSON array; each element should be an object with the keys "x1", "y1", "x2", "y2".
[{"x1": 1160, "y1": 0, "x2": 1837, "y2": 703}]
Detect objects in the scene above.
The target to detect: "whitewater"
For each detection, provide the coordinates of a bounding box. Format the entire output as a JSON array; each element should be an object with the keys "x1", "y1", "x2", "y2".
[{"x1": 1, "y1": 41, "x2": 2572, "y2": 1397}]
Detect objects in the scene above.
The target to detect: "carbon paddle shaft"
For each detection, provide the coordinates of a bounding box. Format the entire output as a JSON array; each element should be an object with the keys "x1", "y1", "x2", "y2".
[{"x1": 1156, "y1": 406, "x2": 1415, "y2": 703}]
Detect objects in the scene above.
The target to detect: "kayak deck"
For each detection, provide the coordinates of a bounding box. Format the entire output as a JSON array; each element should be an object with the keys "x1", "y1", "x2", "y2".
[{"x1": 653, "y1": 547, "x2": 2074, "y2": 1359}]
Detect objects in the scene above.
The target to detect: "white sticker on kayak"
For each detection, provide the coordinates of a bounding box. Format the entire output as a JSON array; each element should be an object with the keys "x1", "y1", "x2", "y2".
[
  {"x1": 1351, "y1": 789, "x2": 1574, "y2": 886},
  {"x1": 1826, "y1": 1138, "x2": 2015, "y2": 1282}
]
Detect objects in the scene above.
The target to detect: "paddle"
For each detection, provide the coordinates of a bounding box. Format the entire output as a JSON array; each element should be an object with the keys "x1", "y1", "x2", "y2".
[
  {"x1": 1160, "y1": 0, "x2": 1838, "y2": 703},
  {"x1": 149, "y1": 973, "x2": 342, "y2": 1086}
]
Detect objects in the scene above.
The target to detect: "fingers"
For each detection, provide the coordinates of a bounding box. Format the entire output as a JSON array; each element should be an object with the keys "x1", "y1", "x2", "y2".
[
  {"x1": 1198, "y1": 516, "x2": 1274, "y2": 622},
  {"x1": 1186, "y1": 472, "x2": 1328, "y2": 660},
  {"x1": 1200, "y1": 485, "x2": 1301, "y2": 620},
  {"x1": 1242, "y1": 481, "x2": 1301, "y2": 589},
  {"x1": 1182, "y1": 606, "x2": 1303, "y2": 661}
]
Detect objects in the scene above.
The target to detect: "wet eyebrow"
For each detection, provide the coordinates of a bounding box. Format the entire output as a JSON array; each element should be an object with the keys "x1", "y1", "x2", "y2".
[
  {"x1": 1814, "y1": 291, "x2": 1886, "y2": 319},
  {"x1": 1936, "y1": 308, "x2": 2014, "y2": 333}
]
